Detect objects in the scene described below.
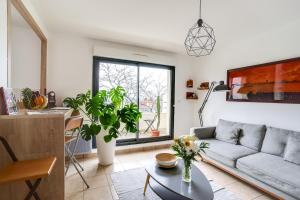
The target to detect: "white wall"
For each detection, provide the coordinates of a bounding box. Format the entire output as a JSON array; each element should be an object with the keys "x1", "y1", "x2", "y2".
[
  {"x1": 21, "y1": 0, "x2": 48, "y2": 38},
  {"x1": 47, "y1": 33, "x2": 196, "y2": 136},
  {"x1": 0, "y1": 0, "x2": 47, "y2": 89},
  {"x1": 0, "y1": 0, "x2": 7, "y2": 87},
  {"x1": 193, "y1": 19, "x2": 300, "y2": 131},
  {"x1": 10, "y1": 25, "x2": 41, "y2": 89}
]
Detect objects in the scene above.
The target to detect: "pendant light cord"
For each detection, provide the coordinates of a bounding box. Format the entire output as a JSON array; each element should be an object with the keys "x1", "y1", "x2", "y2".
[{"x1": 199, "y1": 0, "x2": 202, "y2": 19}]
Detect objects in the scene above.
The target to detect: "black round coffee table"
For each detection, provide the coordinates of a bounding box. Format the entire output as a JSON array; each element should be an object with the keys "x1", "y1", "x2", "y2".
[{"x1": 144, "y1": 160, "x2": 214, "y2": 200}]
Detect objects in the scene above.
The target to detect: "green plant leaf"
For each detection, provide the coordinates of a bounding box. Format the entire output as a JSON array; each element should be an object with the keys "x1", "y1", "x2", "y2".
[
  {"x1": 104, "y1": 135, "x2": 112, "y2": 143},
  {"x1": 80, "y1": 123, "x2": 101, "y2": 141},
  {"x1": 109, "y1": 127, "x2": 118, "y2": 138},
  {"x1": 100, "y1": 113, "x2": 115, "y2": 126},
  {"x1": 109, "y1": 86, "x2": 125, "y2": 108}
]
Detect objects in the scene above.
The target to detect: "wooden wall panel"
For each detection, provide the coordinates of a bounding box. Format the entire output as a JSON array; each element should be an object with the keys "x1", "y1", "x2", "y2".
[{"x1": 0, "y1": 114, "x2": 65, "y2": 200}]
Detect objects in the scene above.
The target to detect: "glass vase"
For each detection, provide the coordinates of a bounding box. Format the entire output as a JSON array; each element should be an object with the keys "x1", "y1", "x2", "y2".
[{"x1": 182, "y1": 160, "x2": 192, "y2": 183}]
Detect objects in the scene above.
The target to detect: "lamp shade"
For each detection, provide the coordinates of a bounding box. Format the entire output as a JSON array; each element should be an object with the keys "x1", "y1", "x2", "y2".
[{"x1": 213, "y1": 81, "x2": 229, "y2": 91}]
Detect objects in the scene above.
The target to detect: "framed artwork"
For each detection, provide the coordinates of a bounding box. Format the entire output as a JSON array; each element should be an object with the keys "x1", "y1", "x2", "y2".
[
  {"x1": 227, "y1": 57, "x2": 300, "y2": 103},
  {"x1": 0, "y1": 87, "x2": 18, "y2": 115}
]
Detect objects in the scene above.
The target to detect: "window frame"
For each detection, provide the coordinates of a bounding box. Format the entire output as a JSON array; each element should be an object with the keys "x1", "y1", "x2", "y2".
[{"x1": 92, "y1": 56, "x2": 175, "y2": 146}]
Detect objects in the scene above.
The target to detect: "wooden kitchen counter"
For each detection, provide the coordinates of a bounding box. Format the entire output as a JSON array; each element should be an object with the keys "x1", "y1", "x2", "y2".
[{"x1": 0, "y1": 110, "x2": 70, "y2": 200}]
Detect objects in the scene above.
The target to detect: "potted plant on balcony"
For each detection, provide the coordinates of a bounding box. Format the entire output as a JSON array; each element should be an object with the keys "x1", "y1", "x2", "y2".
[
  {"x1": 63, "y1": 86, "x2": 142, "y2": 165},
  {"x1": 151, "y1": 96, "x2": 161, "y2": 137}
]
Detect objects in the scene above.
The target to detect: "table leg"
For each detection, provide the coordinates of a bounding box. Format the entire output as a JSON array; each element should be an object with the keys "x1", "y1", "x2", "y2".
[{"x1": 143, "y1": 173, "x2": 150, "y2": 195}]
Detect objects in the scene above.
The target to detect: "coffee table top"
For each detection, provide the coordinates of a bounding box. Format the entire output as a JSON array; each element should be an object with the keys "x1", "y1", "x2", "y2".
[{"x1": 145, "y1": 159, "x2": 214, "y2": 200}]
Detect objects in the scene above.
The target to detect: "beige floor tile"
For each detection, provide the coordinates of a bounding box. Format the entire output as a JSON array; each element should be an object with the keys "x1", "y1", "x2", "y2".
[
  {"x1": 208, "y1": 171, "x2": 238, "y2": 186},
  {"x1": 66, "y1": 164, "x2": 82, "y2": 177},
  {"x1": 83, "y1": 186, "x2": 113, "y2": 200},
  {"x1": 83, "y1": 165, "x2": 106, "y2": 178},
  {"x1": 83, "y1": 158, "x2": 100, "y2": 169},
  {"x1": 121, "y1": 161, "x2": 142, "y2": 170},
  {"x1": 116, "y1": 154, "x2": 139, "y2": 163},
  {"x1": 103, "y1": 163, "x2": 124, "y2": 174},
  {"x1": 65, "y1": 175, "x2": 84, "y2": 197},
  {"x1": 86, "y1": 175, "x2": 109, "y2": 189},
  {"x1": 66, "y1": 191, "x2": 83, "y2": 200},
  {"x1": 139, "y1": 158, "x2": 154, "y2": 167},
  {"x1": 226, "y1": 181, "x2": 263, "y2": 200}
]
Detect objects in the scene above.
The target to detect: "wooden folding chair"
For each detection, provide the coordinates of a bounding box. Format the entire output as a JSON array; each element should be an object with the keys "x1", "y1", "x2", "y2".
[
  {"x1": 64, "y1": 116, "x2": 89, "y2": 188},
  {"x1": 0, "y1": 136, "x2": 56, "y2": 200}
]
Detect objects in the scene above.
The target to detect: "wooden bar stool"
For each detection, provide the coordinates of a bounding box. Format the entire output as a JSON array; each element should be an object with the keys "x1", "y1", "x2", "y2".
[
  {"x1": 0, "y1": 136, "x2": 57, "y2": 200},
  {"x1": 64, "y1": 116, "x2": 89, "y2": 188}
]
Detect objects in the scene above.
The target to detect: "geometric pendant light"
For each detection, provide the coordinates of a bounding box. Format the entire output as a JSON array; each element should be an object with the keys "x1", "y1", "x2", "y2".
[{"x1": 184, "y1": 0, "x2": 216, "y2": 57}]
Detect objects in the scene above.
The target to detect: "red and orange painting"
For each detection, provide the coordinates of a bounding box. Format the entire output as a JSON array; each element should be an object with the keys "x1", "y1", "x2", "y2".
[{"x1": 227, "y1": 58, "x2": 300, "y2": 103}]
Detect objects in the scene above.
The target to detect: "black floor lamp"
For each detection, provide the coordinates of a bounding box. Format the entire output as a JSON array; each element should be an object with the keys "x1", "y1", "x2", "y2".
[{"x1": 198, "y1": 81, "x2": 229, "y2": 126}]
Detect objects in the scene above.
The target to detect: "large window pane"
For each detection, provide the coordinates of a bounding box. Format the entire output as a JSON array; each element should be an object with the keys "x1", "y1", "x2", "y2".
[
  {"x1": 98, "y1": 62, "x2": 138, "y2": 140},
  {"x1": 94, "y1": 57, "x2": 174, "y2": 145},
  {"x1": 139, "y1": 66, "x2": 170, "y2": 138}
]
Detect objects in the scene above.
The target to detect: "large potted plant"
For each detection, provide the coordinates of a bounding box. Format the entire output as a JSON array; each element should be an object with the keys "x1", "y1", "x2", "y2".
[
  {"x1": 151, "y1": 96, "x2": 161, "y2": 137},
  {"x1": 63, "y1": 86, "x2": 141, "y2": 165}
]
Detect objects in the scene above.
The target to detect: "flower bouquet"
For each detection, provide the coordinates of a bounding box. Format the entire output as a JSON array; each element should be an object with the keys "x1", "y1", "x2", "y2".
[{"x1": 171, "y1": 135, "x2": 209, "y2": 182}]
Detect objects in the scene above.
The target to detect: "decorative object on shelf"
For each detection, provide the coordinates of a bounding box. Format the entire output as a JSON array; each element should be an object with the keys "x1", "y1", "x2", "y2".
[
  {"x1": 198, "y1": 81, "x2": 229, "y2": 126},
  {"x1": 186, "y1": 79, "x2": 194, "y2": 88},
  {"x1": 21, "y1": 88, "x2": 48, "y2": 110},
  {"x1": 184, "y1": 0, "x2": 216, "y2": 57},
  {"x1": 155, "y1": 153, "x2": 178, "y2": 168},
  {"x1": 172, "y1": 135, "x2": 209, "y2": 182},
  {"x1": 47, "y1": 91, "x2": 56, "y2": 108},
  {"x1": 227, "y1": 57, "x2": 300, "y2": 103},
  {"x1": 198, "y1": 82, "x2": 210, "y2": 90},
  {"x1": 63, "y1": 86, "x2": 142, "y2": 165},
  {"x1": 186, "y1": 92, "x2": 198, "y2": 100},
  {"x1": 0, "y1": 87, "x2": 18, "y2": 115},
  {"x1": 151, "y1": 96, "x2": 161, "y2": 137}
]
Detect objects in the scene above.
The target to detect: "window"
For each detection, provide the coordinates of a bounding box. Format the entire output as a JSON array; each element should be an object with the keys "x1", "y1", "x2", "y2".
[{"x1": 93, "y1": 57, "x2": 175, "y2": 146}]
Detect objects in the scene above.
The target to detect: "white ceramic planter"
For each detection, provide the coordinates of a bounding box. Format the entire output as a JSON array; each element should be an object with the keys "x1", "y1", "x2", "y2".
[{"x1": 96, "y1": 130, "x2": 116, "y2": 166}]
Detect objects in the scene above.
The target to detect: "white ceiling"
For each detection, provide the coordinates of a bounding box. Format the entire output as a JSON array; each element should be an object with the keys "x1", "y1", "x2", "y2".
[{"x1": 31, "y1": 0, "x2": 300, "y2": 53}]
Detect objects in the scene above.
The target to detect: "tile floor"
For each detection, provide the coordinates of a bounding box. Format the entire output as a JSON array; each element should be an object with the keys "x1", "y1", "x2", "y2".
[{"x1": 65, "y1": 148, "x2": 275, "y2": 200}]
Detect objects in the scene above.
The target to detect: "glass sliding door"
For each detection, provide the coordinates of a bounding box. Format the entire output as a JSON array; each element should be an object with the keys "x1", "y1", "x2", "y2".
[
  {"x1": 93, "y1": 57, "x2": 175, "y2": 146},
  {"x1": 138, "y1": 66, "x2": 171, "y2": 139},
  {"x1": 98, "y1": 61, "x2": 138, "y2": 140}
]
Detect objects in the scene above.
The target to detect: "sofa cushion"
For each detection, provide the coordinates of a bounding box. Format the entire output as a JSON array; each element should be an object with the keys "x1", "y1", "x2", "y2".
[
  {"x1": 200, "y1": 139, "x2": 257, "y2": 167},
  {"x1": 215, "y1": 119, "x2": 240, "y2": 144},
  {"x1": 239, "y1": 123, "x2": 266, "y2": 151},
  {"x1": 284, "y1": 134, "x2": 300, "y2": 165},
  {"x1": 237, "y1": 153, "x2": 300, "y2": 199},
  {"x1": 261, "y1": 126, "x2": 290, "y2": 157}
]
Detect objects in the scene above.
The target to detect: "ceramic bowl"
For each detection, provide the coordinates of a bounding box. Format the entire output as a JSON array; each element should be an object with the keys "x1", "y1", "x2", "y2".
[{"x1": 155, "y1": 153, "x2": 177, "y2": 167}]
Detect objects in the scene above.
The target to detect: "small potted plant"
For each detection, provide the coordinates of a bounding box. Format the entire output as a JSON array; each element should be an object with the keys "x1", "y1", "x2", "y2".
[
  {"x1": 63, "y1": 86, "x2": 142, "y2": 165},
  {"x1": 151, "y1": 96, "x2": 161, "y2": 137},
  {"x1": 63, "y1": 93, "x2": 86, "y2": 116},
  {"x1": 172, "y1": 135, "x2": 209, "y2": 182}
]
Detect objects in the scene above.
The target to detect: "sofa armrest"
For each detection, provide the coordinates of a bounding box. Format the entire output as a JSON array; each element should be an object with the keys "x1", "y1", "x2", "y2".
[{"x1": 190, "y1": 126, "x2": 216, "y2": 139}]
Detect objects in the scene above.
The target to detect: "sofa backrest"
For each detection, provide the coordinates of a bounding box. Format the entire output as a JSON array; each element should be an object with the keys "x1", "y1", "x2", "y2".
[
  {"x1": 216, "y1": 119, "x2": 266, "y2": 151},
  {"x1": 261, "y1": 126, "x2": 293, "y2": 157},
  {"x1": 215, "y1": 119, "x2": 240, "y2": 144},
  {"x1": 238, "y1": 123, "x2": 266, "y2": 151}
]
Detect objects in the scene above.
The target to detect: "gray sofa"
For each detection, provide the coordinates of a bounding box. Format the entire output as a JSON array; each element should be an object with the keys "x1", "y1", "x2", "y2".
[{"x1": 191, "y1": 119, "x2": 300, "y2": 200}]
